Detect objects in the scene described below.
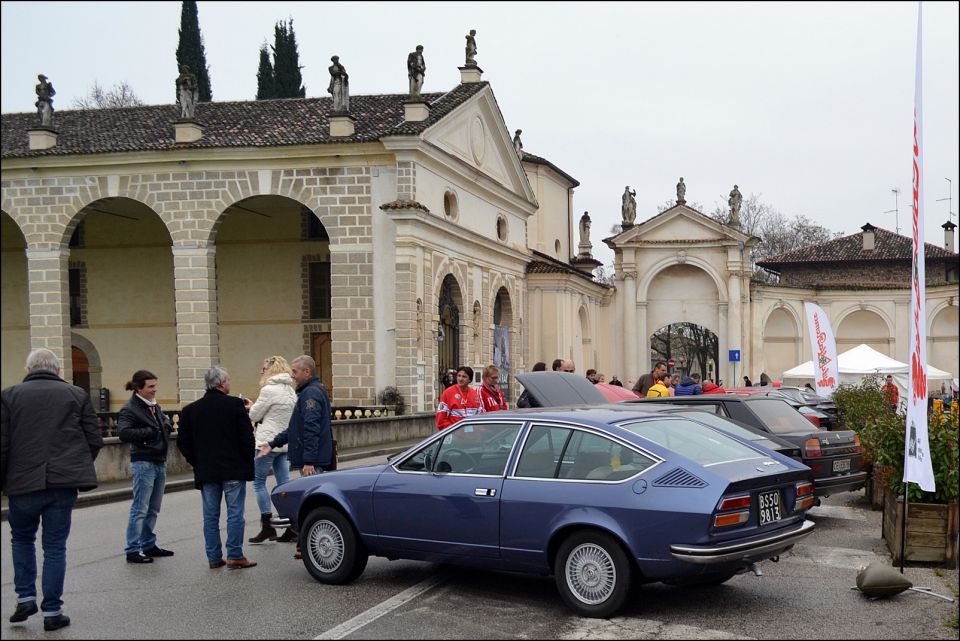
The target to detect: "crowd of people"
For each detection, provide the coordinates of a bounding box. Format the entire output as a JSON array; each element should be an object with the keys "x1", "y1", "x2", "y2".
[{"x1": 2, "y1": 349, "x2": 335, "y2": 629}]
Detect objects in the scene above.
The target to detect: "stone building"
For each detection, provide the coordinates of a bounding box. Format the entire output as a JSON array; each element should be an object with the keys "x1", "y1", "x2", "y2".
[{"x1": 2, "y1": 60, "x2": 957, "y2": 410}]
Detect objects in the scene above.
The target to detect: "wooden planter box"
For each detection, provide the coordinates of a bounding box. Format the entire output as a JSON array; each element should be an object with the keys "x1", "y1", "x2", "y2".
[
  {"x1": 866, "y1": 465, "x2": 887, "y2": 511},
  {"x1": 882, "y1": 489, "x2": 959, "y2": 568}
]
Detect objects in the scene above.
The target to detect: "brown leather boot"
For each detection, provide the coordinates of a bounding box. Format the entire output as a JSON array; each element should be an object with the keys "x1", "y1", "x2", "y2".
[
  {"x1": 248, "y1": 513, "x2": 277, "y2": 543},
  {"x1": 226, "y1": 557, "x2": 257, "y2": 570}
]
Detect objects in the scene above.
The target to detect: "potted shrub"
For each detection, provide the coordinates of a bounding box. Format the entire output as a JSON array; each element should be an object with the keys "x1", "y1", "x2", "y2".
[
  {"x1": 875, "y1": 408, "x2": 959, "y2": 568},
  {"x1": 378, "y1": 386, "x2": 405, "y2": 416}
]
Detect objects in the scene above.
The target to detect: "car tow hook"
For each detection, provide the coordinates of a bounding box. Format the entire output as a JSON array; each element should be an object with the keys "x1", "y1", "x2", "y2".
[
  {"x1": 814, "y1": 497, "x2": 822, "y2": 507},
  {"x1": 747, "y1": 562, "x2": 763, "y2": 577},
  {"x1": 770, "y1": 555, "x2": 780, "y2": 563}
]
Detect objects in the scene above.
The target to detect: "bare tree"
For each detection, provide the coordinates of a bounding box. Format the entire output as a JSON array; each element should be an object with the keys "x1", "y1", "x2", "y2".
[{"x1": 71, "y1": 81, "x2": 144, "y2": 109}]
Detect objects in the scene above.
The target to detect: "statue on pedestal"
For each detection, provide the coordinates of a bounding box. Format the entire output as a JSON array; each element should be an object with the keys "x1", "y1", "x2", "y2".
[
  {"x1": 465, "y1": 30, "x2": 478, "y2": 67},
  {"x1": 578, "y1": 211, "x2": 593, "y2": 257},
  {"x1": 407, "y1": 45, "x2": 426, "y2": 98},
  {"x1": 328, "y1": 55, "x2": 350, "y2": 113},
  {"x1": 176, "y1": 65, "x2": 199, "y2": 120},
  {"x1": 621, "y1": 186, "x2": 637, "y2": 226},
  {"x1": 728, "y1": 184, "x2": 743, "y2": 226},
  {"x1": 513, "y1": 129, "x2": 523, "y2": 155},
  {"x1": 676, "y1": 177, "x2": 686, "y2": 205},
  {"x1": 35, "y1": 74, "x2": 55, "y2": 127}
]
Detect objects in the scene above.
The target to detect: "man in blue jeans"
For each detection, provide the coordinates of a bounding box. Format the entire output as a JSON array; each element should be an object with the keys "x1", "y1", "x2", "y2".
[
  {"x1": 118, "y1": 369, "x2": 174, "y2": 563},
  {"x1": 1, "y1": 349, "x2": 102, "y2": 631},
  {"x1": 177, "y1": 366, "x2": 257, "y2": 569}
]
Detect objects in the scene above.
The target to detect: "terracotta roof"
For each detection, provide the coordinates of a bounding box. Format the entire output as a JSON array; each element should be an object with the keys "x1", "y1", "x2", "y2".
[
  {"x1": 521, "y1": 151, "x2": 579, "y2": 187},
  {"x1": 1, "y1": 83, "x2": 488, "y2": 159},
  {"x1": 757, "y1": 225, "x2": 958, "y2": 269},
  {"x1": 526, "y1": 250, "x2": 611, "y2": 288}
]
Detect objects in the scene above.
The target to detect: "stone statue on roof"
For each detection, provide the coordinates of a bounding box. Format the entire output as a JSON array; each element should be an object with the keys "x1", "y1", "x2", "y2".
[
  {"x1": 513, "y1": 129, "x2": 523, "y2": 155},
  {"x1": 465, "y1": 29, "x2": 478, "y2": 67},
  {"x1": 407, "y1": 45, "x2": 426, "y2": 98},
  {"x1": 622, "y1": 186, "x2": 637, "y2": 226},
  {"x1": 328, "y1": 55, "x2": 350, "y2": 113},
  {"x1": 176, "y1": 65, "x2": 199, "y2": 120},
  {"x1": 35, "y1": 74, "x2": 55, "y2": 127},
  {"x1": 578, "y1": 211, "x2": 593, "y2": 257},
  {"x1": 676, "y1": 177, "x2": 686, "y2": 205},
  {"x1": 728, "y1": 184, "x2": 743, "y2": 227}
]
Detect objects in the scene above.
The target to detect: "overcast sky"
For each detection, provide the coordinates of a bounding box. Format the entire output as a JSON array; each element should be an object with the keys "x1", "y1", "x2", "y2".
[{"x1": 2, "y1": 1, "x2": 957, "y2": 267}]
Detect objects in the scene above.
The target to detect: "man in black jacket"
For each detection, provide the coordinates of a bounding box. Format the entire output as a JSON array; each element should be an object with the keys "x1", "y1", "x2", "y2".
[
  {"x1": 118, "y1": 369, "x2": 174, "y2": 564},
  {"x1": 177, "y1": 366, "x2": 256, "y2": 570},
  {"x1": 1, "y1": 349, "x2": 102, "y2": 631}
]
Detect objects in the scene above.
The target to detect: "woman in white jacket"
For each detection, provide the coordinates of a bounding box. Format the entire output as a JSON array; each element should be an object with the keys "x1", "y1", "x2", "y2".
[{"x1": 244, "y1": 355, "x2": 297, "y2": 543}]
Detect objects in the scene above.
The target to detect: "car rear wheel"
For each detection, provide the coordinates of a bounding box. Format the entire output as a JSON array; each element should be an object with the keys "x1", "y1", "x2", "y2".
[
  {"x1": 555, "y1": 530, "x2": 632, "y2": 618},
  {"x1": 301, "y1": 507, "x2": 368, "y2": 584}
]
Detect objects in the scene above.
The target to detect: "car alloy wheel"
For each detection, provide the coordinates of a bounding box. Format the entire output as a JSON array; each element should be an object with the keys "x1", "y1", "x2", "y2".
[
  {"x1": 555, "y1": 530, "x2": 632, "y2": 618},
  {"x1": 300, "y1": 507, "x2": 369, "y2": 585}
]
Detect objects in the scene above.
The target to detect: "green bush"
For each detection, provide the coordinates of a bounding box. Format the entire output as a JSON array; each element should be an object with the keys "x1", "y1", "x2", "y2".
[{"x1": 834, "y1": 375, "x2": 958, "y2": 504}]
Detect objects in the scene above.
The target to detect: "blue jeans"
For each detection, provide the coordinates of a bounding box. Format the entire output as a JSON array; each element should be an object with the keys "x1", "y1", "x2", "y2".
[
  {"x1": 124, "y1": 460, "x2": 166, "y2": 555},
  {"x1": 200, "y1": 481, "x2": 246, "y2": 563},
  {"x1": 8, "y1": 488, "x2": 78, "y2": 616},
  {"x1": 252, "y1": 451, "x2": 289, "y2": 514}
]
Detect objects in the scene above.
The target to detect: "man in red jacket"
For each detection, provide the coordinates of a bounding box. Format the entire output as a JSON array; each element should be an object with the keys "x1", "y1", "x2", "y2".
[
  {"x1": 436, "y1": 366, "x2": 484, "y2": 430},
  {"x1": 479, "y1": 364, "x2": 507, "y2": 412},
  {"x1": 881, "y1": 375, "x2": 899, "y2": 412}
]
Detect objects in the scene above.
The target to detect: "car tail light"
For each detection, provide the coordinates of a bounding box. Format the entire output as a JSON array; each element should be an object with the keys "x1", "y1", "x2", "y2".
[
  {"x1": 804, "y1": 438, "x2": 823, "y2": 457},
  {"x1": 804, "y1": 414, "x2": 820, "y2": 427},
  {"x1": 793, "y1": 482, "x2": 815, "y2": 511},
  {"x1": 718, "y1": 495, "x2": 752, "y2": 511},
  {"x1": 853, "y1": 434, "x2": 862, "y2": 453},
  {"x1": 714, "y1": 511, "x2": 750, "y2": 527}
]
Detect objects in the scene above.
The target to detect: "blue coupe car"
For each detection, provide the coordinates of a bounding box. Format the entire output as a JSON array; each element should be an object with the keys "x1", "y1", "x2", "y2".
[{"x1": 271, "y1": 406, "x2": 815, "y2": 617}]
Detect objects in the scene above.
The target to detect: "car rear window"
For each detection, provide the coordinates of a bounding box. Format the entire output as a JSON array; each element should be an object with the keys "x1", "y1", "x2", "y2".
[
  {"x1": 618, "y1": 418, "x2": 764, "y2": 465},
  {"x1": 668, "y1": 411, "x2": 764, "y2": 442},
  {"x1": 746, "y1": 399, "x2": 819, "y2": 434}
]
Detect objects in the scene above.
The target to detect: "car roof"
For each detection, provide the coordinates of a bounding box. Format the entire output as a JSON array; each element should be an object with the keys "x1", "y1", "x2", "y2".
[
  {"x1": 465, "y1": 404, "x2": 674, "y2": 427},
  {"x1": 515, "y1": 371, "x2": 608, "y2": 406}
]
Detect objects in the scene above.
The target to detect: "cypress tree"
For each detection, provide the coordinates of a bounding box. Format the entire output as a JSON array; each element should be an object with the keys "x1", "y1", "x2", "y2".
[
  {"x1": 175, "y1": 0, "x2": 212, "y2": 102},
  {"x1": 255, "y1": 43, "x2": 276, "y2": 100},
  {"x1": 272, "y1": 18, "x2": 306, "y2": 98}
]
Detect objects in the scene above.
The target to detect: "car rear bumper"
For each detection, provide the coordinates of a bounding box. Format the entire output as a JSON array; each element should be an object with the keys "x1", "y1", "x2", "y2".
[
  {"x1": 813, "y1": 471, "x2": 867, "y2": 495},
  {"x1": 271, "y1": 517, "x2": 293, "y2": 529},
  {"x1": 670, "y1": 519, "x2": 815, "y2": 564}
]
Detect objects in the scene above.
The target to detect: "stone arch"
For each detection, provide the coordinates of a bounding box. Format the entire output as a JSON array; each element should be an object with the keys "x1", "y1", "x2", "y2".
[
  {"x1": 56, "y1": 180, "x2": 163, "y2": 250},
  {"x1": 928, "y1": 302, "x2": 959, "y2": 379},
  {"x1": 761, "y1": 304, "x2": 802, "y2": 381},
  {"x1": 637, "y1": 255, "x2": 727, "y2": 305},
  {"x1": 835, "y1": 305, "x2": 894, "y2": 355},
  {"x1": 1, "y1": 211, "x2": 30, "y2": 389},
  {"x1": 437, "y1": 273, "x2": 465, "y2": 389},
  {"x1": 645, "y1": 263, "x2": 724, "y2": 338}
]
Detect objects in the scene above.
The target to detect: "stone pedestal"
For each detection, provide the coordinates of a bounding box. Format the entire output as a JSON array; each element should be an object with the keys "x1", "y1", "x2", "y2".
[
  {"x1": 329, "y1": 113, "x2": 355, "y2": 137},
  {"x1": 27, "y1": 127, "x2": 58, "y2": 150},
  {"x1": 174, "y1": 120, "x2": 203, "y2": 143},
  {"x1": 403, "y1": 100, "x2": 430, "y2": 123},
  {"x1": 459, "y1": 66, "x2": 483, "y2": 84}
]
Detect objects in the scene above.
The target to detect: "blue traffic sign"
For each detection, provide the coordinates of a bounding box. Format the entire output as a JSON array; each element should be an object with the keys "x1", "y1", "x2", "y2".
[{"x1": 728, "y1": 349, "x2": 741, "y2": 362}]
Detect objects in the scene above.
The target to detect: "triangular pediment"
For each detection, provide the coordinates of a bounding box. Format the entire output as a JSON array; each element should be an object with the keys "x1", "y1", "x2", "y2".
[
  {"x1": 423, "y1": 86, "x2": 536, "y2": 204},
  {"x1": 606, "y1": 203, "x2": 752, "y2": 249}
]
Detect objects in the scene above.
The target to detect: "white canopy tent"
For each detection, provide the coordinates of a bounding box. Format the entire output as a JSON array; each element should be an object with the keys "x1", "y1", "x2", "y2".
[{"x1": 781, "y1": 343, "x2": 954, "y2": 397}]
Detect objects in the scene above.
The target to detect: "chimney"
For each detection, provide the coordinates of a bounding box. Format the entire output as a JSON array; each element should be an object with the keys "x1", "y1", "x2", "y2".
[
  {"x1": 944, "y1": 220, "x2": 957, "y2": 253},
  {"x1": 861, "y1": 223, "x2": 876, "y2": 252}
]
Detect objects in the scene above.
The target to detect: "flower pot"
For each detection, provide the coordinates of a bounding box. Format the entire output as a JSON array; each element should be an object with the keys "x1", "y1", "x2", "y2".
[{"x1": 882, "y1": 489, "x2": 959, "y2": 568}]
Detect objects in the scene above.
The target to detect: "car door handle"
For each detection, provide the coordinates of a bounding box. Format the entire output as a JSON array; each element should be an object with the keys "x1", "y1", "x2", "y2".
[{"x1": 474, "y1": 488, "x2": 497, "y2": 497}]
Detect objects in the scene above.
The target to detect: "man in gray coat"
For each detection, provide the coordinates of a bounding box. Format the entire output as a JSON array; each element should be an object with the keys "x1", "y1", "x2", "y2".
[{"x1": 1, "y1": 349, "x2": 102, "y2": 631}]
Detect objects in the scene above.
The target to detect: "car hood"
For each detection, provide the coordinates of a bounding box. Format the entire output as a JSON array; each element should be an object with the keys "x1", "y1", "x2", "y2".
[{"x1": 516, "y1": 371, "x2": 608, "y2": 406}]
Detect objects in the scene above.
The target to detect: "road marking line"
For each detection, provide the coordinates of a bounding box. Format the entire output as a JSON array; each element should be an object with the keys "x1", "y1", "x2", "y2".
[{"x1": 314, "y1": 574, "x2": 446, "y2": 640}]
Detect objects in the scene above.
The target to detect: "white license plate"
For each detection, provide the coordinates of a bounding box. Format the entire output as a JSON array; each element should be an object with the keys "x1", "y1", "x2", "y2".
[
  {"x1": 758, "y1": 490, "x2": 783, "y2": 526},
  {"x1": 832, "y1": 458, "x2": 851, "y2": 472}
]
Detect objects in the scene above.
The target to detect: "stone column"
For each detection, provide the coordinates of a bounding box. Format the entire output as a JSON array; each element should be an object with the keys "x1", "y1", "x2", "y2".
[
  {"x1": 173, "y1": 245, "x2": 219, "y2": 405},
  {"x1": 26, "y1": 248, "x2": 71, "y2": 380},
  {"x1": 623, "y1": 272, "x2": 638, "y2": 382},
  {"x1": 718, "y1": 302, "x2": 728, "y2": 385},
  {"x1": 727, "y1": 272, "x2": 742, "y2": 386}
]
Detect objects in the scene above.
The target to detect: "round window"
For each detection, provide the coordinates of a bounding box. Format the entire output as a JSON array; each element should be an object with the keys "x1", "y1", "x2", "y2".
[
  {"x1": 443, "y1": 191, "x2": 458, "y2": 219},
  {"x1": 496, "y1": 215, "x2": 508, "y2": 241}
]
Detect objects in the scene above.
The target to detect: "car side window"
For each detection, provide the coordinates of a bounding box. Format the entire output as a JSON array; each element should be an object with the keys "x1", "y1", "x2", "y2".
[
  {"x1": 515, "y1": 425, "x2": 572, "y2": 478},
  {"x1": 396, "y1": 438, "x2": 443, "y2": 472},
  {"x1": 434, "y1": 422, "x2": 523, "y2": 475}
]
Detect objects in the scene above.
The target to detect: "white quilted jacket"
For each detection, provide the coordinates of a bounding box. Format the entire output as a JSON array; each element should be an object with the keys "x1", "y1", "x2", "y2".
[{"x1": 248, "y1": 373, "x2": 297, "y2": 451}]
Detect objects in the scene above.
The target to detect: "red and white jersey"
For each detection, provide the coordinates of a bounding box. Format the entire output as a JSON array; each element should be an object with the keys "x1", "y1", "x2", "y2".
[
  {"x1": 436, "y1": 384, "x2": 484, "y2": 430},
  {"x1": 479, "y1": 383, "x2": 507, "y2": 412}
]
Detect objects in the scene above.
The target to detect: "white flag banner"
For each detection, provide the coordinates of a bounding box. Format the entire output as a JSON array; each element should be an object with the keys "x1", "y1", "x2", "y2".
[
  {"x1": 904, "y1": 2, "x2": 935, "y2": 492},
  {"x1": 803, "y1": 302, "x2": 839, "y2": 395}
]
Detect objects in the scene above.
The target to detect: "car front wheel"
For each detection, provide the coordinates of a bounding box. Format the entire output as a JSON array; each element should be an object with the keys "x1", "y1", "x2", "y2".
[
  {"x1": 555, "y1": 530, "x2": 632, "y2": 618},
  {"x1": 301, "y1": 507, "x2": 368, "y2": 584}
]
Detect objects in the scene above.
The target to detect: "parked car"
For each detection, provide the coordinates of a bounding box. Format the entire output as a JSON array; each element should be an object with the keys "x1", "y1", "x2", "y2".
[
  {"x1": 627, "y1": 393, "x2": 866, "y2": 497},
  {"x1": 271, "y1": 406, "x2": 815, "y2": 618}
]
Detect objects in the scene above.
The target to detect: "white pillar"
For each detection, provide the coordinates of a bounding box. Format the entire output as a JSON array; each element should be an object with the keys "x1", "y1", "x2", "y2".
[
  {"x1": 727, "y1": 272, "x2": 742, "y2": 386},
  {"x1": 26, "y1": 248, "x2": 71, "y2": 381},
  {"x1": 172, "y1": 244, "x2": 220, "y2": 405},
  {"x1": 623, "y1": 272, "x2": 638, "y2": 381}
]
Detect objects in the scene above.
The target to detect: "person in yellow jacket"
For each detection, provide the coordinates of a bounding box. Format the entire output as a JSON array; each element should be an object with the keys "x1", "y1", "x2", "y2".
[{"x1": 646, "y1": 377, "x2": 670, "y2": 398}]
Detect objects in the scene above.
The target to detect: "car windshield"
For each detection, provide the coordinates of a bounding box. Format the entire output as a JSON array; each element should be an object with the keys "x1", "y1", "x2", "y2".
[
  {"x1": 667, "y1": 411, "x2": 764, "y2": 442},
  {"x1": 618, "y1": 418, "x2": 764, "y2": 465},
  {"x1": 746, "y1": 399, "x2": 820, "y2": 434}
]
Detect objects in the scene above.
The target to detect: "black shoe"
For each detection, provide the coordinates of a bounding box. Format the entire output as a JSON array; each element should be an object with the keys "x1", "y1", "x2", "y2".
[
  {"x1": 9, "y1": 601, "x2": 38, "y2": 623},
  {"x1": 43, "y1": 614, "x2": 71, "y2": 631},
  {"x1": 126, "y1": 553, "x2": 154, "y2": 564},
  {"x1": 143, "y1": 546, "x2": 174, "y2": 557},
  {"x1": 275, "y1": 528, "x2": 297, "y2": 543}
]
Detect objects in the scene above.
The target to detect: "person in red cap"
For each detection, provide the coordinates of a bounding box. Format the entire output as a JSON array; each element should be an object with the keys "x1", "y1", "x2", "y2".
[{"x1": 703, "y1": 381, "x2": 727, "y2": 394}]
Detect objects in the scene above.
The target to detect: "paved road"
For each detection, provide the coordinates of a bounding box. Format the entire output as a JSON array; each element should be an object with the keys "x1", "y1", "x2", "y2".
[{"x1": 2, "y1": 457, "x2": 957, "y2": 639}]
